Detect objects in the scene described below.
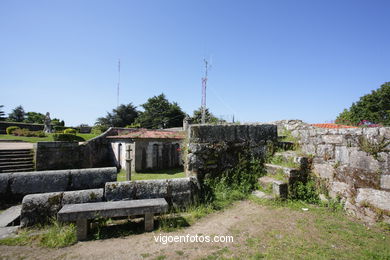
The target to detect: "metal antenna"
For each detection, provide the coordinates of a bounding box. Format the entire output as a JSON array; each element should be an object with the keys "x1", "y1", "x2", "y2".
[
  {"x1": 201, "y1": 58, "x2": 209, "y2": 124},
  {"x1": 117, "y1": 59, "x2": 121, "y2": 107}
]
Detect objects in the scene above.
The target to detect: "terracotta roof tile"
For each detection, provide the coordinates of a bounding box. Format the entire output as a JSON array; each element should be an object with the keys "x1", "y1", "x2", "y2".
[
  {"x1": 107, "y1": 129, "x2": 185, "y2": 139},
  {"x1": 311, "y1": 123, "x2": 358, "y2": 129}
]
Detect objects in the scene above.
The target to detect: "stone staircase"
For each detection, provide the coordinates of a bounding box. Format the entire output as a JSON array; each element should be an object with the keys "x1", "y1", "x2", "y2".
[
  {"x1": 0, "y1": 149, "x2": 35, "y2": 173},
  {"x1": 254, "y1": 141, "x2": 310, "y2": 199}
]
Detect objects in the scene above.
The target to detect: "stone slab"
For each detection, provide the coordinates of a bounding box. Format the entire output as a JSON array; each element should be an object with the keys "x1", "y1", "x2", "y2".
[
  {"x1": 252, "y1": 190, "x2": 273, "y2": 199},
  {"x1": 356, "y1": 188, "x2": 390, "y2": 212},
  {"x1": 0, "y1": 205, "x2": 21, "y2": 227},
  {"x1": 0, "y1": 226, "x2": 19, "y2": 239},
  {"x1": 58, "y1": 198, "x2": 168, "y2": 222}
]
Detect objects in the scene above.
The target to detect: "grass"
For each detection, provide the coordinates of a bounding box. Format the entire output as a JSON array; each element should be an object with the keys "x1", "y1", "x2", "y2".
[
  {"x1": 200, "y1": 196, "x2": 390, "y2": 260},
  {"x1": 268, "y1": 155, "x2": 300, "y2": 169},
  {"x1": 0, "y1": 220, "x2": 77, "y2": 248},
  {"x1": 0, "y1": 133, "x2": 99, "y2": 143},
  {"x1": 116, "y1": 168, "x2": 186, "y2": 181}
]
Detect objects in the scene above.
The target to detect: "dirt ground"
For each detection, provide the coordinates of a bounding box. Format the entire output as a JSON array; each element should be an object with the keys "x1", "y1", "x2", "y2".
[
  {"x1": 0, "y1": 200, "x2": 388, "y2": 260},
  {"x1": 0, "y1": 201, "x2": 298, "y2": 260}
]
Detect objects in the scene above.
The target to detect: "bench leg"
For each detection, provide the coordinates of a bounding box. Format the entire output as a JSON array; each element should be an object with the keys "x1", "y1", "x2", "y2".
[
  {"x1": 144, "y1": 213, "x2": 154, "y2": 232},
  {"x1": 76, "y1": 219, "x2": 89, "y2": 241}
]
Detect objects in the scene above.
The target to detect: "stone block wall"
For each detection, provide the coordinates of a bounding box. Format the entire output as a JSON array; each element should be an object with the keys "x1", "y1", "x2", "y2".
[
  {"x1": 34, "y1": 128, "x2": 119, "y2": 171},
  {"x1": 0, "y1": 167, "x2": 117, "y2": 204},
  {"x1": 20, "y1": 177, "x2": 199, "y2": 226},
  {"x1": 275, "y1": 120, "x2": 390, "y2": 223},
  {"x1": 185, "y1": 124, "x2": 278, "y2": 179}
]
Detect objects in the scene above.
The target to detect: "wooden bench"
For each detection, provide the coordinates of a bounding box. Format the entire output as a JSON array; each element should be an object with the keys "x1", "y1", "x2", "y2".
[{"x1": 57, "y1": 198, "x2": 168, "y2": 240}]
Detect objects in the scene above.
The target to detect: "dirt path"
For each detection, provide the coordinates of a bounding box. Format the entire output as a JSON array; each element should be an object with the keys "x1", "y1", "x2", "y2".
[{"x1": 0, "y1": 200, "x2": 304, "y2": 260}]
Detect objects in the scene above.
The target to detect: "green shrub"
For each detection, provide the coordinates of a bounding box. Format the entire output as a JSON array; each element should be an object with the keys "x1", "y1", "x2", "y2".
[
  {"x1": 63, "y1": 128, "x2": 77, "y2": 135},
  {"x1": 289, "y1": 179, "x2": 319, "y2": 204},
  {"x1": 202, "y1": 149, "x2": 265, "y2": 209},
  {"x1": 12, "y1": 128, "x2": 46, "y2": 138},
  {"x1": 6, "y1": 126, "x2": 20, "y2": 135},
  {"x1": 53, "y1": 134, "x2": 85, "y2": 142},
  {"x1": 53, "y1": 126, "x2": 67, "y2": 133}
]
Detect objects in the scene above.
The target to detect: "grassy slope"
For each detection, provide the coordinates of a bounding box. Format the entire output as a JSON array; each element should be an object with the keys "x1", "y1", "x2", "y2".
[{"x1": 0, "y1": 133, "x2": 98, "y2": 143}]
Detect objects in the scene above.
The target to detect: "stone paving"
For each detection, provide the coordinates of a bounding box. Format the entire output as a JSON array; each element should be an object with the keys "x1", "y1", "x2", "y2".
[{"x1": 0, "y1": 142, "x2": 34, "y2": 150}]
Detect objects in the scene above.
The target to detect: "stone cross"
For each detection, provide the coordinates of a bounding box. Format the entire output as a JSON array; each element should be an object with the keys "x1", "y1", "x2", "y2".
[{"x1": 125, "y1": 144, "x2": 132, "y2": 181}]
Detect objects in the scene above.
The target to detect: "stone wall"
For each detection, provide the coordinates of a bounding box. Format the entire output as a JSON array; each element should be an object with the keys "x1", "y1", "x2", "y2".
[
  {"x1": 34, "y1": 128, "x2": 120, "y2": 171},
  {"x1": 0, "y1": 121, "x2": 44, "y2": 134},
  {"x1": 20, "y1": 177, "x2": 199, "y2": 226},
  {"x1": 185, "y1": 124, "x2": 278, "y2": 179},
  {"x1": 275, "y1": 120, "x2": 390, "y2": 223},
  {"x1": 0, "y1": 167, "x2": 117, "y2": 204}
]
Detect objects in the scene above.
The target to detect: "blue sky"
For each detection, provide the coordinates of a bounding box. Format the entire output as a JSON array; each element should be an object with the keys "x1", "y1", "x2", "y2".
[{"x1": 1, "y1": 0, "x2": 389, "y2": 126}]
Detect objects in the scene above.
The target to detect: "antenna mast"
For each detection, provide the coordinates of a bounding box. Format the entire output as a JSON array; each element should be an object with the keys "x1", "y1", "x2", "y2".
[
  {"x1": 201, "y1": 59, "x2": 209, "y2": 124},
  {"x1": 117, "y1": 59, "x2": 121, "y2": 107}
]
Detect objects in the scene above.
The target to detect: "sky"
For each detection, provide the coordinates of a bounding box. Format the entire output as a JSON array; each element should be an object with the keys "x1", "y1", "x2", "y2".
[{"x1": 0, "y1": 0, "x2": 389, "y2": 126}]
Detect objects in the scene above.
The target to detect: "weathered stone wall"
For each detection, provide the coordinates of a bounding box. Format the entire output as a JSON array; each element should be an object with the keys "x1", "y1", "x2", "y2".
[
  {"x1": 21, "y1": 188, "x2": 104, "y2": 226},
  {"x1": 105, "y1": 177, "x2": 199, "y2": 208},
  {"x1": 275, "y1": 120, "x2": 390, "y2": 223},
  {"x1": 185, "y1": 124, "x2": 278, "y2": 179},
  {"x1": 0, "y1": 167, "x2": 117, "y2": 204},
  {"x1": 34, "y1": 128, "x2": 119, "y2": 171},
  {"x1": 20, "y1": 177, "x2": 198, "y2": 226}
]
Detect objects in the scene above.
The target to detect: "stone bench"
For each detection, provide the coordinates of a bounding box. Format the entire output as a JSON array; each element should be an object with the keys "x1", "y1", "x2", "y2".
[{"x1": 57, "y1": 198, "x2": 168, "y2": 240}]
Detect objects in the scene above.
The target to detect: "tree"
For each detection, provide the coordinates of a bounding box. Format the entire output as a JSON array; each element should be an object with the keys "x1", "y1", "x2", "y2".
[
  {"x1": 0, "y1": 105, "x2": 5, "y2": 121},
  {"x1": 24, "y1": 112, "x2": 46, "y2": 124},
  {"x1": 8, "y1": 105, "x2": 25, "y2": 122},
  {"x1": 95, "y1": 103, "x2": 139, "y2": 128},
  {"x1": 135, "y1": 94, "x2": 186, "y2": 129},
  {"x1": 336, "y1": 82, "x2": 390, "y2": 126},
  {"x1": 189, "y1": 107, "x2": 221, "y2": 124}
]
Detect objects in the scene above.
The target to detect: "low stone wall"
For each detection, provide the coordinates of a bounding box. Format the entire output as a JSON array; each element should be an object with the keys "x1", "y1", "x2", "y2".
[
  {"x1": 105, "y1": 177, "x2": 199, "y2": 208},
  {"x1": 0, "y1": 167, "x2": 117, "y2": 203},
  {"x1": 20, "y1": 177, "x2": 199, "y2": 226},
  {"x1": 21, "y1": 189, "x2": 104, "y2": 227},
  {"x1": 185, "y1": 124, "x2": 278, "y2": 179},
  {"x1": 275, "y1": 120, "x2": 390, "y2": 223},
  {"x1": 0, "y1": 121, "x2": 44, "y2": 134}
]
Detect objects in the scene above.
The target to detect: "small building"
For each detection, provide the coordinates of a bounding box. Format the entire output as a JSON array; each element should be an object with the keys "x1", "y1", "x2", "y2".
[{"x1": 107, "y1": 129, "x2": 185, "y2": 172}]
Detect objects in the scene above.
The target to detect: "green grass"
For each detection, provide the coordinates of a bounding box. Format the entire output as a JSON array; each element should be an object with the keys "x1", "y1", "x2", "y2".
[
  {"x1": 268, "y1": 155, "x2": 300, "y2": 169},
  {"x1": 116, "y1": 168, "x2": 186, "y2": 181},
  {"x1": 0, "y1": 133, "x2": 99, "y2": 143},
  {"x1": 0, "y1": 220, "x2": 77, "y2": 248}
]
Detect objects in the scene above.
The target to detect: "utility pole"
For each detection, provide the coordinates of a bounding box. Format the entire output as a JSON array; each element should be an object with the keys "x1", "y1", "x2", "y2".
[
  {"x1": 201, "y1": 59, "x2": 209, "y2": 124},
  {"x1": 117, "y1": 59, "x2": 121, "y2": 108}
]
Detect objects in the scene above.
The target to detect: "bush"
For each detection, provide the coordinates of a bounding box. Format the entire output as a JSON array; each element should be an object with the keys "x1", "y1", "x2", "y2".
[
  {"x1": 53, "y1": 126, "x2": 67, "y2": 133},
  {"x1": 53, "y1": 134, "x2": 85, "y2": 142},
  {"x1": 6, "y1": 126, "x2": 20, "y2": 135},
  {"x1": 63, "y1": 128, "x2": 77, "y2": 135},
  {"x1": 12, "y1": 128, "x2": 46, "y2": 138}
]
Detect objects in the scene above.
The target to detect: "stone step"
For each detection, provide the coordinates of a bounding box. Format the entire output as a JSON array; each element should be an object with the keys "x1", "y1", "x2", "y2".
[
  {"x1": 0, "y1": 153, "x2": 33, "y2": 159},
  {"x1": 0, "y1": 160, "x2": 33, "y2": 166},
  {"x1": 258, "y1": 176, "x2": 288, "y2": 199},
  {"x1": 0, "y1": 167, "x2": 35, "y2": 173},
  {"x1": 252, "y1": 190, "x2": 273, "y2": 200},
  {"x1": 0, "y1": 163, "x2": 34, "y2": 171},
  {"x1": 264, "y1": 163, "x2": 301, "y2": 178},
  {"x1": 276, "y1": 141, "x2": 296, "y2": 151},
  {"x1": 0, "y1": 226, "x2": 20, "y2": 239},
  {"x1": 0, "y1": 205, "x2": 21, "y2": 227},
  {"x1": 0, "y1": 157, "x2": 33, "y2": 163},
  {"x1": 0, "y1": 149, "x2": 32, "y2": 154},
  {"x1": 273, "y1": 151, "x2": 309, "y2": 169}
]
